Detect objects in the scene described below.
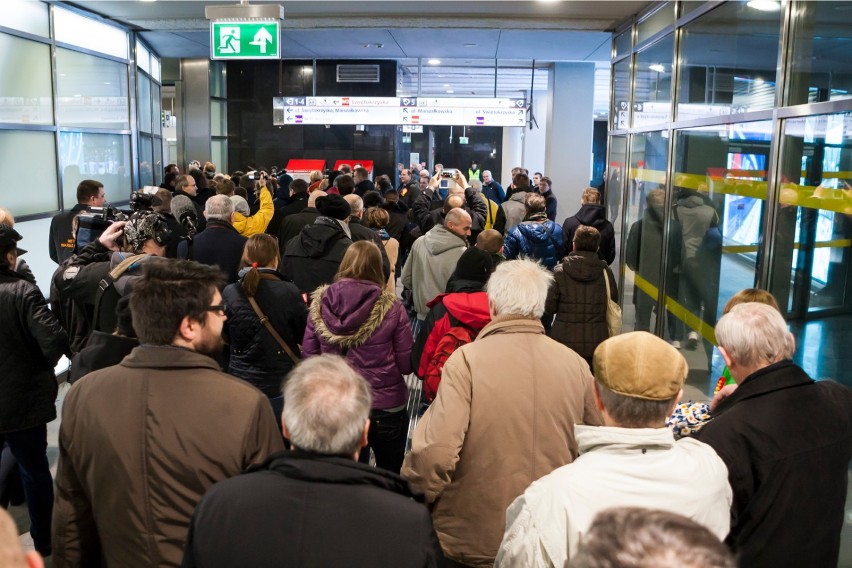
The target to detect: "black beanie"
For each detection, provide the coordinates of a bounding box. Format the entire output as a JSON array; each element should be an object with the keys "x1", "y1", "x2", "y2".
[
  {"x1": 316, "y1": 194, "x2": 352, "y2": 220},
  {"x1": 452, "y1": 247, "x2": 494, "y2": 284}
]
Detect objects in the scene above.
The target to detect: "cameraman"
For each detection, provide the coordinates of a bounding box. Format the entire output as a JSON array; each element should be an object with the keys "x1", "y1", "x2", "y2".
[
  {"x1": 52, "y1": 211, "x2": 170, "y2": 353},
  {"x1": 412, "y1": 169, "x2": 486, "y2": 237},
  {"x1": 49, "y1": 180, "x2": 105, "y2": 264}
]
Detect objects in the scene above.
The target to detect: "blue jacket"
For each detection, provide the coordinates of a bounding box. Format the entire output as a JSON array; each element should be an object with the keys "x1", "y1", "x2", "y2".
[{"x1": 503, "y1": 220, "x2": 565, "y2": 270}]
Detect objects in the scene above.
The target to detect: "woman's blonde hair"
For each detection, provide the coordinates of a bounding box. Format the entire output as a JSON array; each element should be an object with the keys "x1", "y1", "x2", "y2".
[
  {"x1": 335, "y1": 241, "x2": 384, "y2": 287},
  {"x1": 309, "y1": 170, "x2": 323, "y2": 183},
  {"x1": 723, "y1": 288, "x2": 780, "y2": 314}
]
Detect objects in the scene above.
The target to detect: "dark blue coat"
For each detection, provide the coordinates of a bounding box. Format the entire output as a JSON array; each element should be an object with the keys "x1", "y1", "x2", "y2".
[
  {"x1": 503, "y1": 220, "x2": 565, "y2": 270},
  {"x1": 178, "y1": 219, "x2": 247, "y2": 285}
]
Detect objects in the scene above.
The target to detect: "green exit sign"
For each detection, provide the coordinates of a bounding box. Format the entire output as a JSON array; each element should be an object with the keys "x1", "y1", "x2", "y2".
[{"x1": 211, "y1": 21, "x2": 280, "y2": 59}]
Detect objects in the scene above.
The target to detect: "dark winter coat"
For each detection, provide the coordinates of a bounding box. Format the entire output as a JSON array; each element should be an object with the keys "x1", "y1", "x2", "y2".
[
  {"x1": 562, "y1": 204, "x2": 616, "y2": 265},
  {"x1": 481, "y1": 180, "x2": 505, "y2": 204},
  {"x1": 412, "y1": 188, "x2": 488, "y2": 235},
  {"x1": 545, "y1": 251, "x2": 617, "y2": 360},
  {"x1": 277, "y1": 206, "x2": 320, "y2": 250},
  {"x1": 695, "y1": 361, "x2": 852, "y2": 568},
  {"x1": 354, "y1": 179, "x2": 376, "y2": 197},
  {"x1": 540, "y1": 189, "x2": 558, "y2": 222},
  {"x1": 177, "y1": 219, "x2": 246, "y2": 285},
  {"x1": 69, "y1": 331, "x2": 138, "y2": 384},
  {"x1": 0, "y1": 267, "x2": 68, "y2": 433},
  {"x1": 281, "y1": 217, "x2": 353, "y2": 295},
  {"x1": 49, "y1": 203, "x2": 88, "y2": 263},
  {"x1": 303, "y1": 279, "x2": 413, "y2": 410},
  {"x1": 348, "y1": 217, "x2": 391, "y2": 281},
  {"x1": 182, "y1": 451, "x2": 444, "y2": 568},
  {"x1": 223, "y1": 269, "x2": 308, "y2": 398},
  {"x1": 503, "y1": 220, "x2": 565, "y2": 270}
]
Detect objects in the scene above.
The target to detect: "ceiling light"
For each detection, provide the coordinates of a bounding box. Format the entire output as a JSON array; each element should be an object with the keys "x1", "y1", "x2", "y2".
[
  {"x1": 428, "y1": 59, "x2": 441, "y2": 65},
  {"x1": 649, "y1": 63, "x2": 665, "y2": 73},
  {"x1": 443, "y1": 83, "x2": 450, "y2": 87},
  {"x1": 446, "y1": 90, "x2": 454, "y2": 94},
  {"x1": 747, "y1": 0, "x2": 781, "y2": 11},
  {"x1": 464, "y1": 43, "x2": 477, "y2": 47}
]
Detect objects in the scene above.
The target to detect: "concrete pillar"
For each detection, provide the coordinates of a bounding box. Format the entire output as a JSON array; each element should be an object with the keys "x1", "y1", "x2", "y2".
[
  {"x1": 546, "y1": 62, "x2": 595, "y2": 220},
  {"x1": 177, "y1": 59, "x2": 211, "y2": 170},
  {"x1": 501, "y1": 127, "x2": 523, "y2": 188}
]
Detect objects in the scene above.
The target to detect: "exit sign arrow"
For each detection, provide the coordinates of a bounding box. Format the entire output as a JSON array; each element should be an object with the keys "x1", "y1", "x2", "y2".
[{"x1": 249, "y1": 27, "x2": 274, "y2": 54}]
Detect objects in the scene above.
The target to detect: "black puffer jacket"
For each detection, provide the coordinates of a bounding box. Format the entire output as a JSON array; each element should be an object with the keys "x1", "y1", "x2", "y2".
[
  {"x1": 562, "y1": 204, "x2": 616, "y2": 265},
  {"x1": 0, "y1": 267, "x2": 69, "y2": 432},
  {"x1": 281, "y1": 217, "x2": 353, "y2": 295},
  {"x1": 545, "y1": 251, "x2": 617, "y2": 360},
  {"x1": 223, "y1": 269, "x2": 307, "y2": 398}
]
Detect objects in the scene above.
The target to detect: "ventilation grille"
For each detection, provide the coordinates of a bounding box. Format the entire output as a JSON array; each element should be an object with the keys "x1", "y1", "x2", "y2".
[{"x1": 336, "y1": 64, "x2": 380, "y2": 83}]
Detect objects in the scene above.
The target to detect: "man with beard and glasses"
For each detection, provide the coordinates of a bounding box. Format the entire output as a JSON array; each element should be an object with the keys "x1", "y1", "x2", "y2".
[{"x1": 52, "y1": 260, "x2": 284, "y2": 568}]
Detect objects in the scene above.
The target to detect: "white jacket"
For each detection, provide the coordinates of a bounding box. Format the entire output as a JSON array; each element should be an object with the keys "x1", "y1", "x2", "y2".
[{"x1": 495, "y1": 425, "x2": 732, "y2": 568}]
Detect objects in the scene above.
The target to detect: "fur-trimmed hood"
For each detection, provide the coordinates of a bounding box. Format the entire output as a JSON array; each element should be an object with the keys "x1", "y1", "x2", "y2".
[{"x1": 309, "y1": 279, "x2": 397, "y2": 349}]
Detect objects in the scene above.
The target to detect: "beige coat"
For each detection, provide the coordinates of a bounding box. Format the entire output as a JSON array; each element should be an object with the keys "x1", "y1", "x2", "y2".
[
  {"x1": 381, "y1": 236, "x2": 399, "y2": 294},
  {"x1": 401, "y1": 315, "x2": 603, "y2": 567},
  {"x1": 52, "y1": 345, "x2": 285, "y2": 567}
]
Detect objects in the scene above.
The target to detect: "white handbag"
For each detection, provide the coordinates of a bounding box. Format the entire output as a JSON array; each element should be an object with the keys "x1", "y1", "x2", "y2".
[{"x1": 602, "y1": 269, "x2": 622, "y2": 337}]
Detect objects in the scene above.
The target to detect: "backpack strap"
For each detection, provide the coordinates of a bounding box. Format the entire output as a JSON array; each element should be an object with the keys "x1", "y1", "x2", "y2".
[
  {"x1": 93, "y1": 254, "x2": 148, "y2": 330},
  {"x1": 540, "y1": 222, "x2": 561, "y2": 250},
  {"x1": 247, "y1": 295, "x2": 301, "y2": 364}
]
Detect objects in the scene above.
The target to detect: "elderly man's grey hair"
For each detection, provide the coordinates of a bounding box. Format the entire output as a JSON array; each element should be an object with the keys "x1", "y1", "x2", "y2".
[
  {"x1": 486, "y1": 258, "x2": 554, "y2": 318},
  {"x1": 282, "y1": 355, "x2": 372, "y2": 456},
  {"x1": 715, "y1": 302, "x2": 793, "y2": 369},
  {"x1": 343, "y1": 193, "x2": 363, "y2": 215},
  {"x1": 204, "y1": 194, "x2": 233, "y2": 222}
]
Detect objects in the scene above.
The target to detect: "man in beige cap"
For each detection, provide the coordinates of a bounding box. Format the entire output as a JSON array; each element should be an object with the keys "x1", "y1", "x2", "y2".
[{"x1": 495, "y1": 331, "x2": 732, "y2": 568}]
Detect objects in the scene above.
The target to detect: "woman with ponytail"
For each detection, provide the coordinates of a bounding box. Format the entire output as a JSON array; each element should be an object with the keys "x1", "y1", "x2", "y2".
[{"x1": 223, "y1": 234, "x2": 307, "y2": 421}]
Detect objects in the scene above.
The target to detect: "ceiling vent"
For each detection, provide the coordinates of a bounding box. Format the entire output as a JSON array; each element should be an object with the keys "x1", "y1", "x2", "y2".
[{"x1": 337, "y1": 64, "x2": 380, "y2": 83}]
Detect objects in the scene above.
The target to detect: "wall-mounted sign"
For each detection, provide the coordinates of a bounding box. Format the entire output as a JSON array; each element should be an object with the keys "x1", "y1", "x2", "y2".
[
  {"x1": 211, "y1": 21, "x2": 279, "y2": 59},
  {"x1": 273, "y1": 96, "x2": 527, "y2": 127}
]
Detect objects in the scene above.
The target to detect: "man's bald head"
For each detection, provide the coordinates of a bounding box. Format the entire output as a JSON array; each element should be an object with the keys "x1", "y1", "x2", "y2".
[
  {"x1": 445, "y1": 207, "x2": 472, "y2": 241},
  {"x1": 443, "y1": 194, "x2": 465, "y2": 214},
  {"x1": 308, "y1": 190, "x2": 327, "y2": 208}
]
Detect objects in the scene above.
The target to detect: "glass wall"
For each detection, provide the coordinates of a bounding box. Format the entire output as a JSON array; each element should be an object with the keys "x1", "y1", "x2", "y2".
[
  {"x1": 608, "y1": 0, "x2": 852, "y2": 393},
  {"x1": 0, "y1": 2, "x2": 156, "y2": 219},
  {"x1": 136, "y1": 39, "x2": 163, "y2": 186}
]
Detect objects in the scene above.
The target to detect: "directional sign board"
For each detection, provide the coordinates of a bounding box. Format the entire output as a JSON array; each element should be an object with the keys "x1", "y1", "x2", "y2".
[
  {"x1": 211, "y1": 21, "x2": 279, "y2": 59},
  {"x1": 272, "y1": 97, "x2": 527, "y2": 127}
]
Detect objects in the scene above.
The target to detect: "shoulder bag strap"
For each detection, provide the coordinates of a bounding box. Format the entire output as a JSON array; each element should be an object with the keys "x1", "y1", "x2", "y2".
[
  {"x1": 247, "y1": 295, "x2": 301, "y2": 363},
  {"x1": 602, "y1": 268, "x2": 612, "y2": 300},
  {"x1": 540, "y1": 222, "x2": 561, "y2": 250}
]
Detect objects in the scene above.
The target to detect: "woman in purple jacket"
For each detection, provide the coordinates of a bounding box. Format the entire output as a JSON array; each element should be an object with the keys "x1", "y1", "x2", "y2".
[{"x1": 302, "y1": 241, "x2": 413, "y2": 472}]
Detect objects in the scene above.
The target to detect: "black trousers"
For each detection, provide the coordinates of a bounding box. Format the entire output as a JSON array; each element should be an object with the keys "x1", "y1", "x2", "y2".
[{"x1": 359, "y1": 407, "x2": 408, "y2": 474}]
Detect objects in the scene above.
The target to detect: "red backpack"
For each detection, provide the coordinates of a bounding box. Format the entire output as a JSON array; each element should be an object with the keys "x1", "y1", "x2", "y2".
[{"x1": 422, "y1": 315, "x2": 478, "y2": 402}]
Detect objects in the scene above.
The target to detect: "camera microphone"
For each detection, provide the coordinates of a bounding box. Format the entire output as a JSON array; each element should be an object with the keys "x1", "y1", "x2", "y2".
[{"x1": 170, "y1": 195, "x2": 198, "y2": 240}]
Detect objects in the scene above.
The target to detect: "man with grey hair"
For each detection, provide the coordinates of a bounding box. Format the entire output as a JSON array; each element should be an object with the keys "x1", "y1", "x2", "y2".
[
  {"x1": 401, "y1": 208, "x2": 470, "y2": 326},
  {"x1": 178, "y1": 194, "x2": 246, "y2": 284},
  {"x1": 694, "y1": 302, "x2": 852, "y2": 568},
  {"x1": 402, "y1": 259, "x2": 602, "y2": 566},
  {"x1": 183, "y1": 355, "x2": 445, "y2": 567},
  {"x1": 495, "y1": 331, "x2": 731, "y2": 567}
]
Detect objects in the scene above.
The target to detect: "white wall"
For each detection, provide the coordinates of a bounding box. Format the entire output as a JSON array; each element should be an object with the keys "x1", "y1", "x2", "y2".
[{"x1": 15, "y1": 217, "x2": 56, "y2": 298}]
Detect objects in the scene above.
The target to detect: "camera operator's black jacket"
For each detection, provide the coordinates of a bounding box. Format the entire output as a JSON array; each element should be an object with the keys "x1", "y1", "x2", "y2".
[{"x1": 49, "y1": 203, "x2": 88, "y2": 264}]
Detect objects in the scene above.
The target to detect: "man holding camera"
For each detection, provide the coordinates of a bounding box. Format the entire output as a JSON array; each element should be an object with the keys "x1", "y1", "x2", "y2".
[
  {"x1": 49, "y1": 180, "x2": 105, "y2": 264},
  {"x1": 412, "y1": 169, "x2": 487, "y2": 237}
]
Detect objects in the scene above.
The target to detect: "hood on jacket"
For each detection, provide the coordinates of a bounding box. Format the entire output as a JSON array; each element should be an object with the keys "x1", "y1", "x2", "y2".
[
  {"x1": 515, "y1": 221, "x2": 555, "y2": 245},
  {"x1": 299, "y1": 217, "x2": 350, "y2": 258},
  {"x1": 108, "y1": 253, "x2": 165, "y2": 296},
  {"x1": 443, "y1": 291, "x2": 491, "y2": 330},
  {"x1": 309, "y1": 279, "x2": 397, "y2": 349},
  {"x1": 424, "y1": 225, "x2": 467, "y2": 256},
  {"x1": 509, "y1": 190, "x2": 528, "y2": 204},
  {"x1": 252, "y1": 451, "x2": 424, "y2": 501},
  {"x1": 563, "y1": 251, "x2": 606, "y2": 283},
  {"x1": 575, "y1": 204, "x2": 609, "y2": 228}
]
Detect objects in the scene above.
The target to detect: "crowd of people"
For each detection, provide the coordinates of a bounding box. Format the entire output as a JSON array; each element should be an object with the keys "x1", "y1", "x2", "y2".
[{"x1": 0, "y1": 158, "x2": 850, "y2": 568}]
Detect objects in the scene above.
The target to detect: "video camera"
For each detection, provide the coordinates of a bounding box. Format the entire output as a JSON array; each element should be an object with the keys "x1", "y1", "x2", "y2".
[
  {"x1": 129, "y1": 191, "x2": 160, "y2": 212},
  {"x1": 74, "y1": 205, "x2": 128, "y2": 252}
]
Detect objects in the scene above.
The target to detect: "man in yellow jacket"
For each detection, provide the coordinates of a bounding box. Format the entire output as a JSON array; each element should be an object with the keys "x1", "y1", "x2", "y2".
[{"x1": 233, "y1": 172, "x2": 274, "y2": 236}]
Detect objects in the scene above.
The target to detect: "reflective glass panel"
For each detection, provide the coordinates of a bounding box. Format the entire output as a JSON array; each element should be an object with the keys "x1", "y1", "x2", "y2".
[
  {"x1": 152, "y1": 83, "x2": 162, "y2": 136},
  {"x1": 153, "y1": 138, "x2": 163, "y2": 185},
  {"x1": 677, "y1": 2, "x2": 781, "y2": 121},
  {"x1": 211, "y1": 139, "x2": 227, "y2": 176},
  {"x1": 139, "y1": 134, "x2": 153, "y2": 188},
  {"x1": 0, "y1": 33, "x2": 53, "y2": 124},
  {"x1": 136, "y1": 41, "x2": 151, "y2": 74},
  {"x1": 151, "y1": 56, "x2": 161, "y2": 83},
  {"x1": 665, "y1": 120, "x2": 772, "y2": 395},
  {"x1": 138, "y1": 73, "x2": 152, "y2": 133},
  {"x1": 637, "y1": 2, "x2": 674, "y2": 45},
  {"x1": 615, "y1": 30, "x2": 632, "y2": 59},
  {"x1": 612, "y1": 59, "x2": 631, "y2": 129},
  {"x1": 770, "y1": 113, "x2": 852, "y2": 387},
  {"x1": 0, "y1": 131, "x2": 58, "y2": 216},
  {"x1": 787, "y1": 1, "x2": 852, "y2": 105},
  {"x1": 0, "y1": 0, "x2": 49, "y2": 37},
  {"x1": 210, "y1": 61, "x2": 226, "y2": 98},
  {"x1": 54, "y1": 7, "x2": 128, "y2": 61},
  {"x1": 59, "y1": 132, "x2": 131, "y2": 206},
  {"x1": 623, "y1": 131, "x2": 668, "y2": 334},
  {"x1": 56, "y1": 48, "x2": 129, "y2": 129},
  {"x1": 633, "y1": 34, "x2": 674, "y2": 128},
  {"x1": 607, "y1": 135, "x2": 628, "y2": 293},
  {"x1": 211, "y1": 99, "x2": 226, "y2": 137}
]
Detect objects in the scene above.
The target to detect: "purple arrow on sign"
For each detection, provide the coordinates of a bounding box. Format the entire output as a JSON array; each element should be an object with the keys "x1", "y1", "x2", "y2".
[{"x1": 476, "y1": 116, "x2": 485, "y2": 125}]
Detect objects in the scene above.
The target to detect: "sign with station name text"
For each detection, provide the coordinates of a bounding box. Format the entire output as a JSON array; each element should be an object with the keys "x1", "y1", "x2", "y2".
[
  {"x1": 272, "y1": 96, "x2": 527, "y2": 127},
  {"x1": 211, "y1": 21, "x2": 279, "y2": 59}
]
